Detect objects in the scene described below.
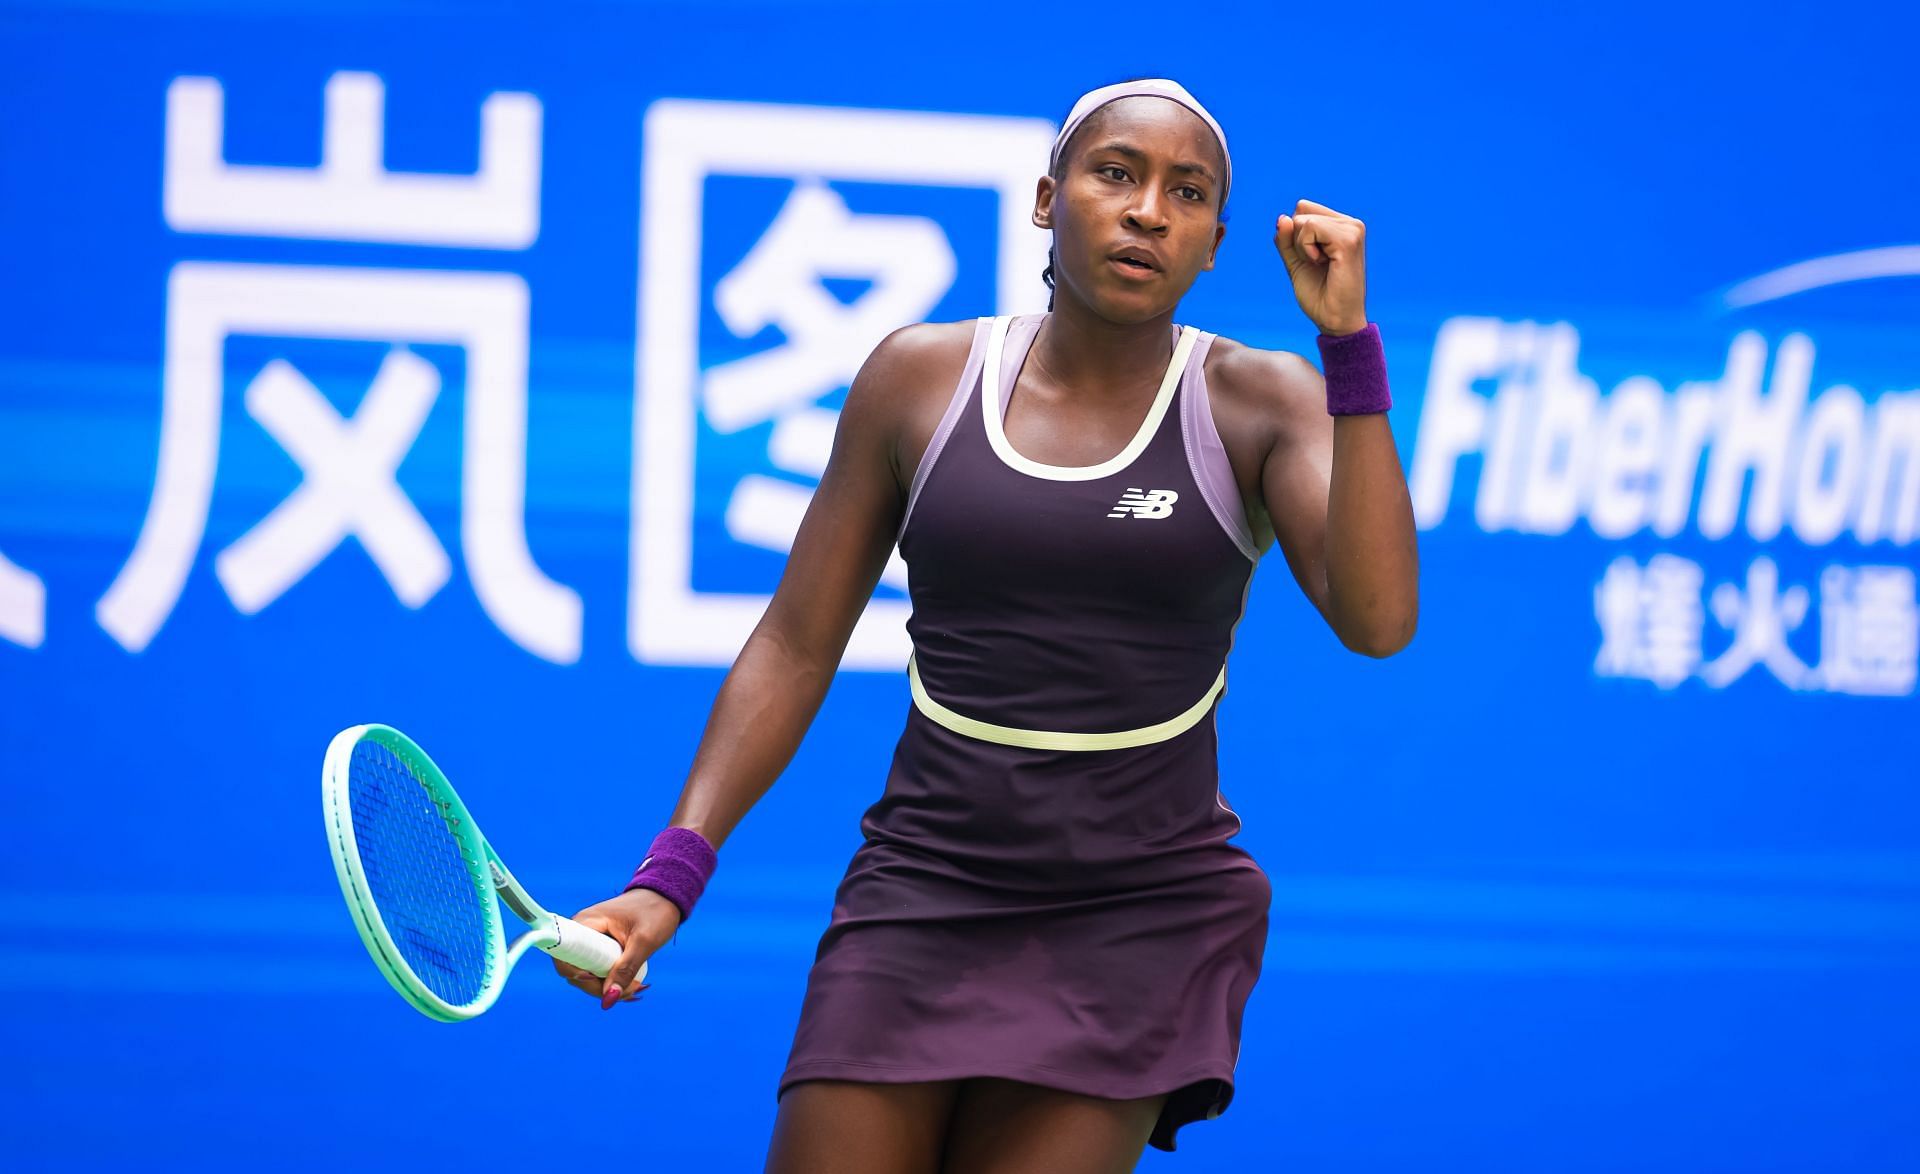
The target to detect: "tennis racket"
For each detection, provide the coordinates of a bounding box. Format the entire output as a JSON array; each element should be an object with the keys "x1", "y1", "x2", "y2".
[{"x1": 322, "y1": 723, "x2": 640, "y2": 1021}]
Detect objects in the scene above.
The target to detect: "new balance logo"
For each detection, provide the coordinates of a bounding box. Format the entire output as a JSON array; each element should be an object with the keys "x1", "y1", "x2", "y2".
[{"x1": 1108, "y1": 488, "x2": 1179, "y2": 519}]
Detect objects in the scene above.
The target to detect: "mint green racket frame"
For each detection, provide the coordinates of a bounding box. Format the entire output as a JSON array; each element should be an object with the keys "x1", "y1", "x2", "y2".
[{"x1": 322, "y1": 723, "x2": 640, "y2": 1021}]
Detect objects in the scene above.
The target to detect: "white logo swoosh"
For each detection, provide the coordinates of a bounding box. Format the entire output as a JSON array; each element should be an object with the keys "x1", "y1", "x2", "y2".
[{"x1": 1720, "y1": 244, "x2": 1920, "y2": 309}]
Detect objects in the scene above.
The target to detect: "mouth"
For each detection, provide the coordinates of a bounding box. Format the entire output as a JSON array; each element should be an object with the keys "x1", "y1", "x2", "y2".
[{"x1": 1109, "y1": 253, "x2": 1160, "y2": 278}]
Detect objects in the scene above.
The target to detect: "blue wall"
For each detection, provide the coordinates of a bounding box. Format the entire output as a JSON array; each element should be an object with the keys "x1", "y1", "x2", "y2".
[{"x1": 2, "y1": 1, "x2": 1917, "y2": 1169}]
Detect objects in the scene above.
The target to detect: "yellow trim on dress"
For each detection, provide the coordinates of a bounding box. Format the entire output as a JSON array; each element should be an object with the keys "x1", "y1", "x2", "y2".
[{"x1": 907, "y1": 655, "x2": 1226, "y2": 751}]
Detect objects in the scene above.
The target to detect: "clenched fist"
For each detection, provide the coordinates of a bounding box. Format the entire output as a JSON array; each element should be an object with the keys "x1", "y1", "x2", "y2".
[{"x1": 1274, "y1": 198, "x2": 1367, "y2": 337}]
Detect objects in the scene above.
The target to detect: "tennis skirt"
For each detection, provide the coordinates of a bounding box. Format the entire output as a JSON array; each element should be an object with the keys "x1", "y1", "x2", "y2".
[{"x1": 778, "y1": 711, "x2": 1271, "y2": 1152}]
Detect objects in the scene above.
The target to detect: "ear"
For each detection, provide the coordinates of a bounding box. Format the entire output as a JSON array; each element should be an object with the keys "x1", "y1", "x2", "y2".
[
  {"x1": 1032, "y1": 175, "x2": 1056, "y2": 230},
  {"x1": 1202, "y1": 221, "x2": 1226, "y2": 271}
]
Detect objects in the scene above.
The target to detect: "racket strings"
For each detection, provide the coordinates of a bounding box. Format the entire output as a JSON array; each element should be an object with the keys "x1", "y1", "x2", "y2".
[{"x1": 347, "y1": 741, "x2": 495, "y2": 1007}]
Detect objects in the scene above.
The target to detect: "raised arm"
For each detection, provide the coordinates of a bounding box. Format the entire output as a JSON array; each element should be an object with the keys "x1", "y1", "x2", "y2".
[
  {"x1": 556, "y1": 323, "x2": 956, "y2": 1005},
  {"x1": 1241, "y1": 198, "x2": 1419, "y2": 656},
  {"x1": 1253, "y1": 348, "x2": 1419, "y2": 656}
]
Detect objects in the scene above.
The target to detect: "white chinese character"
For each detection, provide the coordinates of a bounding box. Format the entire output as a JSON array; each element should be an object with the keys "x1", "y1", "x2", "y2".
[
  {"x1": 98, "y1": 73, "x2": 572, "y2": 662},
  {"x1": 706, "y1": 180, "x2": 954, "y2": 433},
  {"x1": 1700, "y1": 557, "x2": 1813, "y2": 688},
  {"x1": 1814, "y1": 565, "x2": 1917, "y2": 696},
  {"x1": 0, "y1": 550, "x2": 45, "y2": 649},
  {"x1": 708, "y1": 180, "x2": 954, "y2": 594},
  {"x1": 97, "y1": 264, "x2": 581, "y2": 664},
  {"x1": 166, "y1": 72, "x2": 540, "y2": 248},
  {"x1": 214, "y1": 348, "x2": 450, "y2": 615},
  {"x1": 629, "y1": 98, "x2": 1056, "y2": 669},
  {"x1": 1594, "y1": 554, "x2": 1703, "y2": 688}
]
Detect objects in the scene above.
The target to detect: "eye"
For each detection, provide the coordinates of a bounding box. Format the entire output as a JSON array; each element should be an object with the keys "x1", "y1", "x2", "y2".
[
  {"x1": 1098, "y1": 164, "x2": 1130, "y2": 181},
  {"x1": 1178, "y1": 186, "x2": 1205, "y2": 201}
]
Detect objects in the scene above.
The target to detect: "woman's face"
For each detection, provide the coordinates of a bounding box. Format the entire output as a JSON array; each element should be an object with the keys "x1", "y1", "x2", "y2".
[{"x1": 1035, "y1": 97, "x2": 1228, "y2": 323}]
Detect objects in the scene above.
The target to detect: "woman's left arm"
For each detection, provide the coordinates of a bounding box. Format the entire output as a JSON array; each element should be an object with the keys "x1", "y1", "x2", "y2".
[{"x1": 1260, "y1": 198, "x2": 1419, "y2": 657}]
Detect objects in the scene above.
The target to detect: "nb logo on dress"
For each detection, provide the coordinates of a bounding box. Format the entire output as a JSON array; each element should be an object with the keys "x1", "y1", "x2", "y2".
[{"x1": 1108, "y1": 489, "x2": 1179, "y2": 520}]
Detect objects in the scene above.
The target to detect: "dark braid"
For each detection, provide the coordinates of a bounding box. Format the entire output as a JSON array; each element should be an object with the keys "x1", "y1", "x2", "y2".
[{"x1": 1042, "y1": 246, "x2": 1056, "y2": 311}]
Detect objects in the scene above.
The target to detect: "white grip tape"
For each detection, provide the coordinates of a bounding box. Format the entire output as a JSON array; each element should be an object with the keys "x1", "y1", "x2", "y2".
[{"x1": 544, "y1": 915, "x2": 647, "y2": 983}]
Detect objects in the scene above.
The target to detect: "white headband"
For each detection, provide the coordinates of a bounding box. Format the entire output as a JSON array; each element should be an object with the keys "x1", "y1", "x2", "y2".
[{"x1": 1048, "y1": 78, "x2": 1231, "y2": 209}]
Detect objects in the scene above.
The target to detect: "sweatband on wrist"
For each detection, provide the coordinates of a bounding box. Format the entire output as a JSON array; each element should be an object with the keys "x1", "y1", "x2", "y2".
[
  {"x1": 623, "y1": 827, "x2": 718, "y2": 922},
  {"x1": 1317, "y1": 322, "x2": 1392, "y2": 416}
]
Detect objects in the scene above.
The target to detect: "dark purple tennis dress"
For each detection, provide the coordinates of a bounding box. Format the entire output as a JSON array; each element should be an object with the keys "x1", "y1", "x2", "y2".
[{"x1": 780, "y1": 312, "x2": 1270, "y2": 1151}]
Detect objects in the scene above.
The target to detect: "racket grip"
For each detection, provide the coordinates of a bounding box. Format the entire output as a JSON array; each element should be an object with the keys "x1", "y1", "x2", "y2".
[{"x1": 545, "y1": 915, "x2": 635, "y2": 979}]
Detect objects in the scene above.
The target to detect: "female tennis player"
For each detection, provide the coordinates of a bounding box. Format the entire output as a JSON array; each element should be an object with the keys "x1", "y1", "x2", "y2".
[{"x1": 555, "y1": 78, "x2": 1418, "y2": 1172}]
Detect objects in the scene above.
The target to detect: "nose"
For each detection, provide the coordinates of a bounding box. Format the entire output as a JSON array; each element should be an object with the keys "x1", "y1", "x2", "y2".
[{"x1": 1123, "y1": 186, "x2": 1170, "y2": 234}]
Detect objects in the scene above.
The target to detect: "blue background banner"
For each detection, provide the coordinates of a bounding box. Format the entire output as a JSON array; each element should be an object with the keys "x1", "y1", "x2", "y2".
[{"x1": 2, "y1": 2, "x2": 1916, "y2": 1169}]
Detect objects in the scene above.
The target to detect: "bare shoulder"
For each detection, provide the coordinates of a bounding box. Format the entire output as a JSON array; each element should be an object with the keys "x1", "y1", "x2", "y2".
[
  {"x1": 1203, "y1": 334, "x2": 1325, "y2": 435},
  {"x1": 1200, "y1": 332, "x2": 1331, "y2": 485},
  {"x1": 842, "y1": 318, "x2": 981, "y2": 490},
  {"x1": 857, "y1": 319, "x2": 976, "y2": 390}
]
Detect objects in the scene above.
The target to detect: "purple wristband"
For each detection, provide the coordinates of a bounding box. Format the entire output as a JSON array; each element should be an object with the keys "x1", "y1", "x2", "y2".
[
  {"x1": 623, "y1": 827, "x2": 718, "y2": 922},
  {"x1": 1317, "y1": 322, "x2": 1393, "y2": 416}
]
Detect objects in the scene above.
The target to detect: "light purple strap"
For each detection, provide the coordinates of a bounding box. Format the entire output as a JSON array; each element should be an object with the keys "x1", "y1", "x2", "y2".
[
  {"x1": 992, "y1": 314, "x2": 1046, "y2": 425},
  {"x1": 623, "y1": 827, "x2": 717, "y2": 922},
  {"x1": 1177, "y1": 330, "x2": 1260, "y2": 562},
  {"x1": 1318, "y1": 323, "x2": 1392, "y2": 416},
  {"x1": 898, "y1": 317, "x2": 993, "y2": 543}
]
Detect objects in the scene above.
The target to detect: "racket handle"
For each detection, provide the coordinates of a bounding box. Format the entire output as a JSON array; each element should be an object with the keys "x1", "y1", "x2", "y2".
[{"x1": 545, "y1": 915, "x2": 635, "y2": 979}]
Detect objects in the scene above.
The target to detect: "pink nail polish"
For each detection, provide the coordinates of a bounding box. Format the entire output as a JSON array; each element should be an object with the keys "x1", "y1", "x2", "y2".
[{"x1": 601, "y1": 984, "x2": 622, "y2": 1009}]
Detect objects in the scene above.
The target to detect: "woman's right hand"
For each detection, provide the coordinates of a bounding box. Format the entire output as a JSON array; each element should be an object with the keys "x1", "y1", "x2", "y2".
[{"x1": 552, "y1": 888, "x2": 684, "y2": 1009}]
